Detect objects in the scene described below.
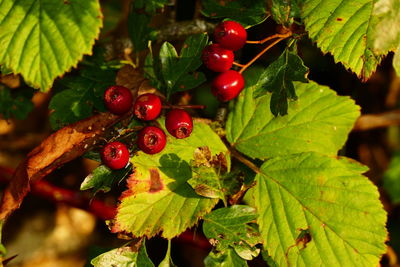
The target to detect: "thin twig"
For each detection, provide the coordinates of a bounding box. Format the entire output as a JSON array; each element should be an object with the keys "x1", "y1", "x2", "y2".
[
  {"x1": 162, "y1": 105, "x2": 206, "y2": 109},
  {"x1": 246, "y1": 32, "x2": 292, "y2": 44},
  {"x1": 230, "y1": 148, "x2": 260, "y2": 174},
  {"x1": 353, "y1": 110, "x2": 400, "y2": 131}
]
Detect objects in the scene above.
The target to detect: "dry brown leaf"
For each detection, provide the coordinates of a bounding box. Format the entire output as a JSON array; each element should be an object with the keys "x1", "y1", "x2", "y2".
[{"x1": 0, "y1": 111, "x2": 129, "y2": 220}]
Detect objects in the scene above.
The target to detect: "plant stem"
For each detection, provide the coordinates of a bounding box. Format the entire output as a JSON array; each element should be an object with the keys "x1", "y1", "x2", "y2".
[
  {"x1": 246, "y1": 32, "x2": 291, "y2": 44},
  {"x1": 239, "y1": 32, "x2": 292, "y2": 74},
  {"x1": 230, "y1": 148, "x2": 260, "y2": 174},
  {"x1": 233, "y1": 62, "x2": 245, "y2": 68},
  {"x1": 162, "y1": 105, "x2": 206, "y2": 109}
]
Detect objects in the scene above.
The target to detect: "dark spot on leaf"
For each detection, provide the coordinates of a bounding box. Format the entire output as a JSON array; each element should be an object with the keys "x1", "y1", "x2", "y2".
[
  {"x1": 336, "y1": 18, "x2": 343, "y2": 21},
  {"x1": 211, "y1": 12, "x2": 217, "y2": 16},
  {"x1": 217, "y1": 233, "x2": 225, "y2": 239},
  {"x1": 149, "y1": 169, "x2": 163, "y2": 193},
  {"x1": 179, "y1": 84, "x2": 185, "y2": 89}
]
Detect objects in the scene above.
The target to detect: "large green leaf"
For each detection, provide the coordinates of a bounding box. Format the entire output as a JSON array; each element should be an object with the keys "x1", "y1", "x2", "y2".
[
  {"x1": 91, "y1": 244, "x2": 154, "y2": 267},
  {"x1": 0, "y1": 0, "x2": 103, "y2": 90},
  {"x1": 252, "y1": 152, "x2": 387, "y2": 266},
  {"x1": 0, "y1": 86, "x2": 33, "y2": 120},
  {"x1": 201, "y1": 0, "x2": 267, "y2": 27},
  {"x1": 254, "y1": 49, "x2": 308, "y2": 116},
  {"x1": 301, "y1": 0, "x2": 381, "y2": 80},
  {"x1": 112, "y1": 122, "x2": 229, "y2": 239},
  {"x1": 226, "y1": 68, "x2": 360, "y2": 159},
  {"x1": 203, "y1": 205, "x2": 262, "y2": 260}
]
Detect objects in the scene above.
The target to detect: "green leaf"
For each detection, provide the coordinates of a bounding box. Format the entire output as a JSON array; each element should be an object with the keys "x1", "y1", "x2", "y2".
[
  {"x1": 226, "y1": 69, "x2": 360, "y2": 159},
  {"x1": 112, "y1": 121, "x2": 229, "y2": 239},
  {"x1": 0, "y1": 0, "x2": 103, "y2": 90},
  {"x1": 133, "y1": 0, "x2": 168, "y2": 14},
  {"x1": 395, "y1": 52, "x2": 400, "y2": 77},
  {"x1": 301, "y1": 0, "x2": 381, "y2": 80},
  {"x1": 270, "y1": 0, "x2": 303, "y2": 25},
  {"x1": 252, "y1": 152, "x2": 387, "y2": 266},
  {"x1": 201, "y1": 0, "x2": 267, "y2": 27},
  {"x1": 128, "y1": 11, "x2": 157, "y2": 52},
  {"x1": 0, "y1": 86, "x2": 33, "y2": 120},
  {"x1": 203, "y1": 205, "x2": 262, "y2": 260},
  {"x1": 157, "y1": 34, "x2": 208, "y2": 98},
  {"x1": 81, "y1": 165, "x2": 132, "y2": 194},
  {"x1": 91, "y1": 243, "x2": 154, "y2": 267},
  {"x1": 158, "y1": 240, "x2": 176, "y2": 267},
  {"x1": 383, "y1": 151, "x2": 400, "y2": 204},
  {"x1": 204, "y1": 248, "x2": 248, "y2": 267},
  {"x1": 48, "y1": 66, "x2": 116, "y2": 130},
  {"x1": 254, "y1": 49, "x2": 308, "y2": 116}
]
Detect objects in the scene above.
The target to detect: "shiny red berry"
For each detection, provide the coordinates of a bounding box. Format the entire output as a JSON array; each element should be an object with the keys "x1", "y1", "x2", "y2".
[
  {"x1": 104, "y1": 85, "x2": 133, "y2": 115},
  {"x1": 165, "y1": 109, "x2": 193, "y2": 139},
  {"x1": 137, "y1": 126, "x2": 166, "y2": 154},
  {"x1": 134, "y1": 93, "x2": 162, "y2": 121},
  {"x1": 201, "y1": 44, "x2": 234, "y2": 72},
  {"x1": 214, "y1": 21, "x2": 247, "y2": 51},
  {"x1": 101, "y1": 141, "x2": 130, "y2": 170},
  {"x1": 211, "y1": 70, "x2": 245, "y2": 102}
]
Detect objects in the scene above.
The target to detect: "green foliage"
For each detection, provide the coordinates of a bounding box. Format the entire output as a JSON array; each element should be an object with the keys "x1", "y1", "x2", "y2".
[
  {"x1": 133, "y1": 0, "x2": 168, "y2": 14},
  {"x1": 252, "y1": 152, "x2": 387, "y2": 266},
  {"x1": 159, "y1": 240, "x2": 177, "y2": 267},
  {"x1": 203, "y1": 205, "x2": 262, "y2": 260},
  {"x1": 301, "y1": 0, "x2": 381, "y2": 80},
  {"x1": 254, "y1": 49, "x2": 308, "y2": 116},
  {"x1": 0, "y1": 0, "x2": 102, "y2": 90},
  {"x1": 48, "y1": 63, "x2": 117, "y2": 130},
  {"x1": 201, "y1": 0, "x2": 267, "y2": 27},
  {"x1": 113, "y1": 121, "x2": 229, "y2": 239},
  {"x1": 91, "y1": 243, "x2": 154, "y2": 267},
  {"x1": 383, "y1": 151, "x2": 400, "y2": 204},
  {"x1": 226, "y1": 68, "x2": 360, "y2": 159},
  {"x1": 270, "y1": 0, "x2": 302, "y2": 25},
  {"x1": 80, "y1": 164, "x2": 132, "y2": 194},
  {"x1": 0, "y1": 86, "x2": 33, "y2": 120},
  {"x1": 145, "y1": 34, "x2": 208, "y2": 99},
  {"x1": 204, "y1": 248, "x2": 248, "y2": 267}
]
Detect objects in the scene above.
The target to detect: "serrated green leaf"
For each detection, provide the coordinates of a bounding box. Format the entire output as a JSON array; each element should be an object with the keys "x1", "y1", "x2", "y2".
[
  {"x1": 383, "y1": 151, "x2": 400, "y2": 204},
  {"x1": 270, "y1": 0, "x2": 302, "y2": 25},
  {"x1": 0, "y1": 0, "x2": 103, "y2": 90},
  {"x1": 113, "y1": 122, "x2": 229, "y2": 239},
  {"x1": 160, "y1": 34, "x2": 208, "y2": 98},
  {"x1": 201, "y1": 0, "x2": 267, "y2": 27},
  {"x1": 252, "y1": 152, "x2": 387, "y2": 266},
  {"x1": 226, "y1": 68, "x2": 360, "y2": 159},
  {"x1": 0, "y1": 86, "x2": 33, "y2": 120},
  {"x1": 203, "y1": 205, "x2": 262, "y2": 260},
  {"x1": 254, "y1": 49, "x2": 308, "y2": 116},
  {"x1": 91, "y1": 243, "x2": 154, "y2": 267},
  {"x1": 301, "y1": 0, "x2": 381, "y2": 80},
  {"x1": 49, "y1": 66, "x2": 116, "y2": 130},
  {"x1": 81, "y1": 164, "x2": 132, "y2": 194},
  {"x1": 204, "y1": 248, "x2": 248, "y2": 267}
]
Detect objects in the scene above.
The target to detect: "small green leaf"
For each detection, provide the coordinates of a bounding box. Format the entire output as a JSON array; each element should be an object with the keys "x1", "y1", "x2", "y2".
[
  {"x1": 49, "y1": 65, "x2": 116, "y2": 130},
  {"x1": 226, "y1": 68, "x2": 360, "y2": 159},
  {"x1": 0, "y1": 0, "x2": 103, "y2": 90},
  {"x1": 113, "y1": 121, "x2": 229, "y2": 239},
  {"x1": 0, "y1": 86, "x2": 33, "y2": 120},
  {"x1": 383, "y1": 151, "x2": 400, "y2": 204},
  {"x1": 201, "y1": 0, "x2": 267, "y2": 27},
  {"x1": 203, "y1": 205, "x2": 262, "y2": 260},
  {"x1": 81, "y1": 165, "x2": 132, "y2": 194},
  {"x1": 158, "y1": 240, "x2": 176, "y2": 267},
  {"x1": 204, "y1": 248, "x2": 248, "y2": 267},
  {"x1": 301, "y1": 0, "x2": 381, "y2": 80},
  {"x1": 128, "y1": 12, "x2": 156, "y2": 52},
  {"x1": 254, "y1": 49, "x2": 308, "y2": 116},
  {"x1": 145, "y1": 34, "x2": 208, "y2": 98},
  {"x1": 253, "y1": 152, "x2": 387, "y2": 266},
  {"x1": 270, "y1": 0, "x2": 303, "y2": 25},
  {"x1": 91, "y1": 243, "x2": 154, "y2": 267}
]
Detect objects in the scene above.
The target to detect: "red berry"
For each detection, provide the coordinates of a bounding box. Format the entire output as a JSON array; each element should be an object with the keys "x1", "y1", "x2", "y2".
[
  {"x1": 134, "y1": 93, "x2": 162, "y2": 121},
  {"x1": 101, "y1": 141, "x2": 130, "y2": 170},
  {"x1": 201, "y1": 44, "x2": 234, "y2": 72},
  {"x1": 214, "y1": 21, "x2": 247, "y2": 51},
  {"x1": 137, "y1": 126, "x2": 166, "y2": 154},
  {"x1": 211, "y1": 70, "x2": 245, "y2": 102},
  {"x1": 104, "y1": 85, "x2": 133, "y2": 115},
  {"x1": 165, "y1": 109, "x2": 193, "y2": 139}
]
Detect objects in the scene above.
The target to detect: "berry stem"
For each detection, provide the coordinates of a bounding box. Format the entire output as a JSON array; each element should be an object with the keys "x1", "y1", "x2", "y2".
[
  {"x1": 246, "y1": 32, "x2": 291, "y2": 44},
  {"x1": 239, "y1": 35, "x2": 290, "y2": 74},
  {"x1": 162, "y1": 104, "x2": 206, "y2": 109},
  {"x1": 230, "y1": 148, "x2": 260, "y2": 174},
  {"x1": 233, "y1": 62, "x2": 246, "y2": 68}
]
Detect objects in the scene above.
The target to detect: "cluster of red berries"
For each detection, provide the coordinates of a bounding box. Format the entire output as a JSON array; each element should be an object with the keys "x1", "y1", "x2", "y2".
[
  {"x1": 100, "y1": 85, "x2": 193, "y2": 170},
  {"x1": 201, "y1": 21, "x2": 247, "y2": 102}
]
